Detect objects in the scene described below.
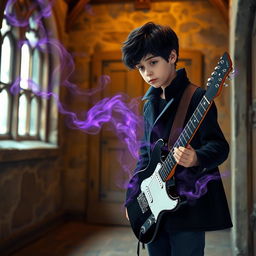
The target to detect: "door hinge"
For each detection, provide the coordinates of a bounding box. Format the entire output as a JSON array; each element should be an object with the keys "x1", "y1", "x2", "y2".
[{"x1": 250, "y1": 203, "x2": 256, "y2": 231}]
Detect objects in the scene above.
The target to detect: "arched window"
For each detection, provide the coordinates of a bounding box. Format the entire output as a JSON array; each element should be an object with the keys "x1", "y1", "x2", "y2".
[{"x1": 0, "y1": 2, "x2": 58, "y2": 145}]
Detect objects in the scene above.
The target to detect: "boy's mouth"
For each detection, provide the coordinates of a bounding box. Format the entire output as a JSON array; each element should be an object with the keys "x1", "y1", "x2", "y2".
[{"x1": 149, "y1": 79, "x2": 158, "y2": 83}]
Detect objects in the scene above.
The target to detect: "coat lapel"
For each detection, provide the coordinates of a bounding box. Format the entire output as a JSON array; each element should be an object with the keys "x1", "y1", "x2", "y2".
[
  {"x1": 144, "y1": 98, "x2": 175, "y2": 150},
  {"x1": 152, "y1": 98, "x2": 174, "y2": 127}
]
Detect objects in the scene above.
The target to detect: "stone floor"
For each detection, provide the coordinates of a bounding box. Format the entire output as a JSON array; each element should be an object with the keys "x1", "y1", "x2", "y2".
[{"x1": 10, "y1": 221, "x2": 232, "y2": 256}]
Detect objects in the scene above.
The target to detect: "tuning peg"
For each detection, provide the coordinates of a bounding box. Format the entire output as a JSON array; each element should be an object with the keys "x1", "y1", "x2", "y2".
[{"x1": 228, "y1": 68, "x2": 236, "y2": 80}]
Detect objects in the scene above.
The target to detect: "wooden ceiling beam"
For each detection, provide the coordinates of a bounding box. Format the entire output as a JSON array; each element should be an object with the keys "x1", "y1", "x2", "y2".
[
  {"x1": 66, "y1": 0, "x2": 90, "y2": 32},
  {"x1": 208, "y1": 0, "x2": 229, "y2": 24}
]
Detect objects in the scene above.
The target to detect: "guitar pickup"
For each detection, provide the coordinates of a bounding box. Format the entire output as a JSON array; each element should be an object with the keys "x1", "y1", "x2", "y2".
[{"x1": 137, "y1": 192, "x2": 149, "y2": 214}]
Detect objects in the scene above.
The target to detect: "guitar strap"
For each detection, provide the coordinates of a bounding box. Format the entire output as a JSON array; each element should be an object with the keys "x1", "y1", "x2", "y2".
[{"x1": 168, "y1": 83, "x2": 198, "y2": 150}]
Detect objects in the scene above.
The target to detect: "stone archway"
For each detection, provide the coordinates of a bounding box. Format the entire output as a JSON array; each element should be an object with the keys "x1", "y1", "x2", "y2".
[{"x1": 230, "y1": 0, "x2": 256, "y2": 255}]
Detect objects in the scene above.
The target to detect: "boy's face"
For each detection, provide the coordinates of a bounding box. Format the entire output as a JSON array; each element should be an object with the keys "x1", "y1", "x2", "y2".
[{"x1": 135, "y1": 51, "x2": 177, "y2": 90}]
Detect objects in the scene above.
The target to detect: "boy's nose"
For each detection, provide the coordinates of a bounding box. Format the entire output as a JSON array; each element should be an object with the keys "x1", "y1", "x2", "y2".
[{"x1": 145, "y1": 69, "x2": 153, "y2": 76}]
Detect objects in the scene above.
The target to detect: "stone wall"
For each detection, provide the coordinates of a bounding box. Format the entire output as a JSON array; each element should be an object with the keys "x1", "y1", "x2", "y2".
[
  {"x1": 68, "y1": 0, "x2": 231, "y2": 206},
  {"x1": 0, "y1": 0, "x2": 69, "y2": 251},
  {"x1": 0, "y1": 0, "x2": 232, "y2": 252},
  {"x1": 0, "y1": 157, "x2": 62, "y2": 241}
]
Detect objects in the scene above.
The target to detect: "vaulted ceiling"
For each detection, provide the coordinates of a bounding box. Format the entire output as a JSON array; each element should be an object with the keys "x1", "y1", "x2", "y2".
[{"x1": 65, "y1": 0, "x2": 229, "y2": 31}]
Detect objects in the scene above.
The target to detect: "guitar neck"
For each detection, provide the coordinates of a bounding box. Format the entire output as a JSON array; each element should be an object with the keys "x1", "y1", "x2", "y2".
[{"x1": 159, "y1": 94, "x2": 212, "y2": 182}]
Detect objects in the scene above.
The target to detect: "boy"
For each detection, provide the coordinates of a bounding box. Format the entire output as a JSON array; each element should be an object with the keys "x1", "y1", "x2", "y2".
[{"x1": 121, "y1": 22, "x2": 232, "y2": 256}]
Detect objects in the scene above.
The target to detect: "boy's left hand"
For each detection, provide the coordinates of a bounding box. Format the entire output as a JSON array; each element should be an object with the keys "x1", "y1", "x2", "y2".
[{"x1": 173, "y1": 144, "x2": 199, "y2": 167}]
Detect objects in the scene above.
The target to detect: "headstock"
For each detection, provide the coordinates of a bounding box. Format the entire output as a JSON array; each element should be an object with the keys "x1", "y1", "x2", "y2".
[{"x1": 205, "y1": 52, "x2": 233, "y2": 101}]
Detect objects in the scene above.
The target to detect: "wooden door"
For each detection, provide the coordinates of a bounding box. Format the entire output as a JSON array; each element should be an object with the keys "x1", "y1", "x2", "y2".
[
  {"x1": 250, "y1": 15, "x2": 256, "y2": 256},
  {"x1": 87, "y1": 50, "x2": 203, "y2": 225},
  {"x1": 87, "y1": 51, "x2": 145, "y2": 225}
]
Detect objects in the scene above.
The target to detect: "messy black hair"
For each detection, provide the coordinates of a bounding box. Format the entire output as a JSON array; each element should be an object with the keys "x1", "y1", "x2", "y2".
[{"x1": 121, "y1": 22, "x2": 179, "y2": 69}]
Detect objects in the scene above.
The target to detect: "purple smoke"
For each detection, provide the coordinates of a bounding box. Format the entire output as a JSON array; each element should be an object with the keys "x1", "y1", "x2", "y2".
[
  {"x1": 176, "y1": 168, "x2": 230, "y2": 201},
  {"x1": 5, "y1": 0, "x2": 53, "y2": 27},
  {"x1": 10, "y1": 77, "x2": 143, "y2": 160}
]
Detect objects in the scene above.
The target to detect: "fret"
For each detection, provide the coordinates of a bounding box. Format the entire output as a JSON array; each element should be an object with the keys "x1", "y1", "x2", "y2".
[
  {"x1": 198, "y1": 104, "x2": 206, "y2": 115},
  {"x1": 196, "y1": 106, "x2": 204, "y2": 118},
  {"x1": 176, "y1": 137, "x2": 182, "y2": 147},
  {"x1": 200, "y1": 101, "x2": 207, "y2": 111},
  {"x1": 192, "y1": 113, "x2": 199, "y2": 124},
  {"x1": 160, "y1": 165, "x2": 167, "y2": 179},
  {"x1": 193, "y1": 112, "x2": 200, "y2": 123},
  {"x1": 170, "y1": 154, "x2": 176, "y2": 166},
  {"x1": 161, "y1": 166, "x2": 169, "y2": 180},
  {"x1": 189, "y1": 119, "x2": 196, "y2": 129},
  {"x1": 159, "y1": 169, "x2": 164, "y2": 180},
  {"x1": 162, "y1": 93, "x2": 211, "y2": 182},
  {"x1": 202, "y1": 97, "x2": 210, "y2": 109},
  {"x1": 203, "y1": 95, "x2": 210, "y2": 104},
  {"x1": 183, "y1": 128, "x2": 190, "y2": 140},
  {"x1": 165, "y1": 159, "x2": 172, "y2": 170},
  {"x1": 187, "y1": 124, "x2": 193, "y2": 135},
  {"x1": 167, "y1": 154, "x2": 175, "y2": 167},
  {"x1": 178, "y1": 136, "x2": 186, "y2": 147},
  {"x1": 181, "y1": 133, "x2": 187, "y2": 144}
]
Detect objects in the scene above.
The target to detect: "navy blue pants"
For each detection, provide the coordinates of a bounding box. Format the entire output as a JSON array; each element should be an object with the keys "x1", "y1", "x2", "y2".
[{"x1": 147, "y1": 230, "x2": 205, "y2": 256}]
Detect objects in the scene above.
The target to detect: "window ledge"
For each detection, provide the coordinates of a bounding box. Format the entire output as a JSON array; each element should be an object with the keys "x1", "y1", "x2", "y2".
[{"x1": 0, "y1": 140, "x2": 60, "y2": 162}]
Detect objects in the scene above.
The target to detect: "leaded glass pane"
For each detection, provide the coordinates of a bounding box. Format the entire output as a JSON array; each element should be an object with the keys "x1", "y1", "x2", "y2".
[
  {"x1": 0, "y1": 36, "x2": 12, "y2": 84},
  {"x1": 32, "y1": 49, "x2": 40, "y2": 90},
  {"x1": 0, "y1": 18, "x2": 11, "y2": 35},
  {"x1": 30, "y1": 97, "x2": 38, "y2": 136},
  {"x1": 20, "y1": 44, "x2": 30, "y2": 89},
  {"x1": 0, "y1": 90, "x2": 9, "y2": 134},
  {"x1": 18, "y1": 94, "x2": 27, "y2": 135},
  {"x1": 26, "y1": 30, "x2": 38, "y2": 48}
]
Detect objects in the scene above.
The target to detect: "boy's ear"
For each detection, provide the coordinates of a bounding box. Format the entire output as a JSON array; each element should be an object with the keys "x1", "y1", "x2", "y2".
[{"x1": 168, "y1": 50, "x2": 177, "y2": 64}]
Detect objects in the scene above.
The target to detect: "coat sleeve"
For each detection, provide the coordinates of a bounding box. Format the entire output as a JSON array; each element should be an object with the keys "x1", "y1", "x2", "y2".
[
  {"x1": 191, "y1": 89, "x2": 229, "y2": 170},
  {"x1": 125, "y1": 102, "x2": 151, "y2": 207},
  {"x1": 133, "y1": 101, "x2": 150, "y2": 173}
]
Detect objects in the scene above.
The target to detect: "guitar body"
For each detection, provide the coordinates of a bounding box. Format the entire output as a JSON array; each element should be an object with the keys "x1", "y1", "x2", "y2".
[{"x1": 126, "y1": 139, "x2": 180, "y2": 244}]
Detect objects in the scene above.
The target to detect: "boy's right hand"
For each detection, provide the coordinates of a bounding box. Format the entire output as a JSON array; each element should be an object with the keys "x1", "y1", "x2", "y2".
[{"x1": 125, "y1": 208, "x2": 129, "y2": 221}]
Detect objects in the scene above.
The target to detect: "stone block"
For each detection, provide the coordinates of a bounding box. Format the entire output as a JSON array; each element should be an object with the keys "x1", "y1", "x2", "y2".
[{"x1": 12, "y1": 172, "x2": 42, "y2": 229}]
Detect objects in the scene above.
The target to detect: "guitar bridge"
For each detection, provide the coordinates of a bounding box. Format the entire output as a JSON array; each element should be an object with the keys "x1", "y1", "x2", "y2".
[{"x1": 137, "y1": 192, "x2": 149, "y2": 214}]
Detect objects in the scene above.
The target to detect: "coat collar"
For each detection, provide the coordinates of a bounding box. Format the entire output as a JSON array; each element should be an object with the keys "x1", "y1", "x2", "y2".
[{"x1": 142, "y1": 68, "x2": 190, "y2": 101}]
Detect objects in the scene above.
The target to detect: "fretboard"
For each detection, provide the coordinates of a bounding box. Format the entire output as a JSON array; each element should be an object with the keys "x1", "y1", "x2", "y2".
[{"x1": 159, "y1": 95, "x2": 211, "y2": 181}]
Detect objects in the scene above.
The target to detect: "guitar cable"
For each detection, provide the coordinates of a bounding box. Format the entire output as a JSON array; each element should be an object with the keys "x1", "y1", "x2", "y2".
[{"x1": 137, "y1": 231, "x2": 145, "y2": 256}]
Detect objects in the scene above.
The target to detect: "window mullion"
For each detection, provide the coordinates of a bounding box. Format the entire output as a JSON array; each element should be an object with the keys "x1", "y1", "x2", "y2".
[{"x1": 10, "y1": 38, "x2": 20, "y2": 140}]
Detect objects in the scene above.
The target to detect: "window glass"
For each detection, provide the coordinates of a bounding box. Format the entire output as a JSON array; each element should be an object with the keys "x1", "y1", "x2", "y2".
[
  {"x1": 0, "y1": 36, "x2": 12, "y2": 84},
  {"x1": 30, "y1": 97, "x2": 38, "y2": 136},
  {"x1": 0, "y1": 89, "x2": 9, "y2": 134},
  {"x1": 20, "y1": 43, "x2": 30, "y2": 90},
  {"x1": 18, "y1": 94, "x2": 27, "y2": 135}
]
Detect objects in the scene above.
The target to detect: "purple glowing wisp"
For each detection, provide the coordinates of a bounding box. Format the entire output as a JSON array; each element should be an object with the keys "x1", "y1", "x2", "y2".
[
  {"x1": 66, "y1": 94, "x2": 143, "y2": 160},
  {"x1": 176, "y1": 168, "x2": 230, "y2": 201},
  {"x1": 10, "y1": 76, "x2": 143, "y2": 160},
  {"x1": 5, "y1": 0, "x2": 54, "y2": 27},
  {"x1": 7, "y1": 0, "x2": 144, "y2": 189}
]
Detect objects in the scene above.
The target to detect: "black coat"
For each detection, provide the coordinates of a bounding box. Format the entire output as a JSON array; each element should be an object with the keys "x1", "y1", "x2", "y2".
[{"x1": 130, "y1": 68, "x2": 232, "y2": 231}]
